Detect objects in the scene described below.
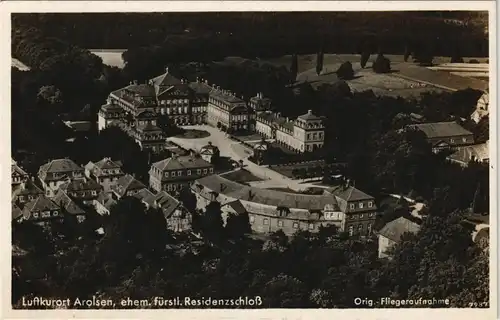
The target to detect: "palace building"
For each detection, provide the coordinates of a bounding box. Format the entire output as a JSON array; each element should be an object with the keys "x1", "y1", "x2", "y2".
[{"x1": 99, "y1": 68, "x2": 326, "y2": 154}]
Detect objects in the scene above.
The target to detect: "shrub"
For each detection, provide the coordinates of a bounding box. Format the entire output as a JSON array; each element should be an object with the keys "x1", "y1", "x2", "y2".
[{"x1": 372, "y1": 54, "x2": 391, "y2": 73}]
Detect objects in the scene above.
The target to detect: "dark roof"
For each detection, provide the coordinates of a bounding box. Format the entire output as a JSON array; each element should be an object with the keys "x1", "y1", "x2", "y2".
[
  {"x1": 151, "y1": 70, "x2": 182, "y2": 89},
  {"x1": 379, "y1": 217, "x2": 421, "y2": 243},
  {"x1": 210, "y1": 88, "x2": 246, "y2": 105},
  {"x1": 53, "y1": 190, "x2": 86, "y2": 215},
  {"x1": 194, "y1": 174, "x2": 339, "y2": 212},
  {"x1": 12, "y1": 179, "x2": 43, "y2": 199},
  {"x1": 39, "y1": 159, "x2": 83, "y2": 174},
  {"x1": 12, "y1": 203, "x2": 23, "y2": 221},
  {"x1": 132, "y1": 188, "x2": 155, "y2": 202},
  {"x1": 407, "y1": 122, "x2": 473, "y2": 138},
  {"x1": 125, "y1": 84, "x2": 156, "y2": 97},
  {"x1": 189, "y1": 81, "x2": 212, "y2": 94},
  {"x1": 96, "y1": 191, "x2": 117, "y2": 210},
  {"x1": 93, "y1": 158, "x2": 123, "y2": 170},
  {"x1": 152, "y1": 155, "x2": 212, "y2": 171},
  {"x1": 298, "y1": 110, "x2": 322, "y2": 121},
  {"x1": 225, "y1": 200, "x2": 247, "y2": 215},
  {"x1": 61, "y1": 178, "x2": 102, "y2": 192},
  {"x1": 113, "y1": 174, "x2": 146, "y2": 197},
  {"x1": 143, "y1": 191, "x2": 181, "y2": 218},
  {"x1": 327, "y1": 185, "x2": 376, "y2": 213}
]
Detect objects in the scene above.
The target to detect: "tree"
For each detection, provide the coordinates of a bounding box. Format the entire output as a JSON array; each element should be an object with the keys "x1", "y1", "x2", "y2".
[
  {"x1": 290, "y1": 54, "x2": 298, "y2": 82},
  {"x1": 225, "y1": 212, "x2": 252, "y2": 240},
  {"x1": 37, "y1": 85, "x2": 63, "y2": 110},
  {"x1": 336, "y1": 61, "x2": 354, "y2": 80},
  {"x1": 372, "y1": 54, "x2": 391, "y2": 73},
  {"x1": 316, "y1": 50, "x2": 324, "y2": 76},
  {"x1": 360, "y1": 51, "x2": 370, "y2": 68},
  {"x1": 201, "y1": 201, "x2": 225, "y2": 244}
]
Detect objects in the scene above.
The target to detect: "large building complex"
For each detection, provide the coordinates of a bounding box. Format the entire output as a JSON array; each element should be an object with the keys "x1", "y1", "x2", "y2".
[
  {"x1": 99, "y1": 69, "x2": 325, "y2": 154},
  {"x1": 192, "y1": 174, "x2": 377, "y2": 236}
]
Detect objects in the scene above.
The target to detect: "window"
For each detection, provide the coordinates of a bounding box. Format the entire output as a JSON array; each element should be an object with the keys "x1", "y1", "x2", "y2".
[
  {"x1": 203, "y1": 169, "x2": 208, "y2": 174},
  {"x1": 41, "y1": 211, "x2": 50, "y2": 218},
  {"x1": 450, "y1": 138, "x2": 455, "y2": 143},
  {"x1": 171, "y1": 171, "x2": 176, "y2": 177},
  {"x1": 19, "y1": 196, "x2": 24, "y2": 202},
  {"x1": 309, "y1": 223, "x2": 315, "y2": 230},
  {"x1": 350, "y1": 203, "x2": 355, "y2": 210},
  {"x1": 348, "y1": 225, "x2": 354, "y2": 236},
  {"x1": 53, "y1": 211, "x2": 59, "y2": 217},
  {"x1": 172, "y1": 184, "x2": 177, "y2": 191},
  {"x1": 165, "y1": 171, "x2": 169, "y2": 177},
  {"x1": 178, "y1": 171, "x2": 182, "y2": 176},
  {"x1": 263, "y1": 218, "x2": 269, "y2": 225},
  {"x1": 358, "y1": 224, "x2": 363, "y2": 233},
  {"x1": 293, "y1": 222, "x2": 299, "y2": 229},
  {"x1": 462, "y1": 137, "x2": 467, "y2": 143},
  {"x1": 368, "y1": 201, "x2": 373, "y2": 208},
  {"x1": 359, "y1": 202, "x2": 364, "y2": 209},
  {"x1": 278, "y1": 220, "x2": 284, "y2": 227},
  {"x1": 367, "y1": 224, "x2": 372, "y2": 236},
  {"x1": 187, "y1": 170, "x2": 192, "y2": 176},
  {"x1": 360, "y1": 214, "x2": 364, "y2": 219},
  {"x1": 209, "y1": 168, "x2": 214, "y2": 173},
  {"x1": 307, "y1": 134, "x2": 311, "y2": 140},
  {"x1": 197, "y1": 169, "x2": 202, "y2": 174},
  {"x1": 167, "y1": 185, "x2": 172, "y2": 191},
  {"x1": 33, "y1": 212, "x2": 39, "y2": 218},
  {"x1": 353, "y1": 214, "x2": 358, "y2": 220},
  {"x1": 249, "y1": 216, "x2": 255, "y2": 224},
  {"x1": 369, "y1": 212, "x2": 374, "y2": 218},
  {"x1": 91, "y1": 190, "x2": 97, "y2": 196}
]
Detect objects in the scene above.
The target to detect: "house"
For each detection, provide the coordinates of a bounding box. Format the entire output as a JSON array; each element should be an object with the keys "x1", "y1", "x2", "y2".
[
  {"x1": 12, "y1": 178, "x2": 44, "y2": 205},
  {"x1": 131, "y1": 188, "x2": 156, "y2": 203},
  {"x1": 142, "y1": 191, "x2": 192, "y2": 232},
  {"x1": 111, "y1": 174, "x2": 147, "y2": 199},
  {"x1": 378, "y1": 217, "x2": 421, "y2": 258},
  {"x1": 21, "y1": 195, "x2": 62, "y2": 226},
  {"x1": 447, "y1": 140, "x2": 489, "y2": 167},
  {"x1": 93, "y1": 191, "x2": 118, "y2": 215},
  {"x1": 471, "y1": 90, "x2": 489, "y2": 124},
  {"x1": 149, "y1": 154, "x2": 214, "y2": 193},
  {"x1": 12, "y1": 203, "x2": 23, "y2": 223},
  {"x1": 199, "y1": 142, "x2": 220, "y2": 163},
  {"x1": 325, "y1": 183, "x2": 378, "y2": 237},
  {"x1": 406, "y1": 122, "x2": 474, "y2": 152},
  {"x1": 11, "y1": 159, "x2": 29, "y2": 189},
  {"x1": 38, "y1": 159, "x2": 85, "y2": 197},
  {"x1": 59, "y1": 178, "x2": 103, "y2": 205},
  {"x1": 53, "y1": 190, "x2": 87, "y2": 223},
  {"x1": 221, "y1": 199, "x2": 248, "y2": 224},
  {"x1": 85, "y1": 157, "x2": 125, "y2": 191}
]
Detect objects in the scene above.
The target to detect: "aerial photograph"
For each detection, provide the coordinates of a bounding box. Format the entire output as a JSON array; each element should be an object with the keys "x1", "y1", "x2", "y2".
[{"x1": 11, "y1": 11, "x2": 490, "y2": 310}]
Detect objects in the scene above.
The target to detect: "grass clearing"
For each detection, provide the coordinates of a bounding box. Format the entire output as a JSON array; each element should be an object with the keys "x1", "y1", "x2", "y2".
[{"x1": 221, "y1": 168, "x2": 264, "y2": 183}]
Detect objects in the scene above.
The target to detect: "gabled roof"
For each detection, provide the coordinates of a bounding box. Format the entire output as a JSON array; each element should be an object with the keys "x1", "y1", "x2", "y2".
[
  {"x1": 143, "y1": 191, "x2": 181, "y2": 218},
  {"x1": 407, "y1": 122, "x2": 473, "y2": 138},
  {"x1": 23, "y1": 195, "x2": 60, "y2": 213},
  {"x1": 93, "y1": 158, "x2": 123, "y2": 170},
  {"x1": 60, "y1": 178, "x2": 103, "y2": 193},
  {"x1": 224, "y1": 200, "x2": 247, "y2": 215},
  {"x1": 132, "y1": 188, "x2": 155, "y2": 202},
  {"x1": 379, "y1": 216, "x2": 421, "y2": 243},
  {"x1": 328, "y1": 185, "x2": 374, "y2": 202},
  {"x1": 12, "y1": 161, "x2": 28, "y2": 177},
  {"x1": 152, "y1": 155, "x2": 212, "y2": 171},
  {"x1": 12, "y1": 203, "x2": 23, "y2": 221},
  {"x1": 15, "y1": 179, "x2": 43, "y2": 197},
  {"x1": 39, "y1": 159, "x2": 83, "y2": 174},
  {"x1": 189, "y1": 80, "x2": 212, "y2": 95},
  {"x1": 53, "y1": 190, "x2": 86, "y2": 215},
  {"x1": 151, "y1": 70, "x2": 182, "y2": 90},
  {"x1": 113, "y1": 174, "x2": 147, "y2": 197}
]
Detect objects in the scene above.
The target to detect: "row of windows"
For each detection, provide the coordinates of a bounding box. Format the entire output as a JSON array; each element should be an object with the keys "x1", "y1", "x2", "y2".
[
  {"x1": 159, "y1": 99, "x2": 190, "y2": 105},
  {"x1": 249, "y1": 216, "x2": 316, "y2": 230},
  {"x1": 306, "y1": 132, "x2": 324, "y2": 141},
  {"x1": 32, "y1": 210, "x2": 59, "y2": 219},
  {"x1": 17, "y1": 194, "x2": 36, "y2": 202},
  {"x1": 450, "y1": 137, "x2": 470, "y2": 144},
  {"x1": 349, "y1": 201, "x2": 374, "y2": 210},
  {"x1": 69, "y1": 190, "x2": 98, "y2": 197},
  {"x1": 349, "y1": 212, "x2": 376, "y2": 220},
  {"x1": 99, "y1": 169, "x2": 122, "y2": 176},
  {"x1": 160, "y1": 167, "x2": 213, "y2": 178}
]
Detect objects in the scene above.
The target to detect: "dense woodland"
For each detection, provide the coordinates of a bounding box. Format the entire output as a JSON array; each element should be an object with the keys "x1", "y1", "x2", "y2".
[{"x1": 11, "y1": 13, "x2": 490, "y2": 308}]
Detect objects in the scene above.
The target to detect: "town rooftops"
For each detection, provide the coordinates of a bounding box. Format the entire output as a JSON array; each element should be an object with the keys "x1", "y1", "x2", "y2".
[
  {"x1": 12, "y1": 203, "x2": 23, "y2": 221},
  {"x1": 12, "y1": 179, "x2": 44, "y2": 199},
  {"x1": 407, "y1": 121, "x2": 473, "y2": 138},
  {"x1": 39, "y1": 159, "x2": 83, "y2": 174},
  {"x1": 378, "y1": 216, "x2": 421, "y2": 243},
  {"x1": 298, "y1": 109, "x2": 322, "y2": 121},
  {"x1": 224, "y1": 200, "x2": 247, "y2": 215},
  {"x1": 194, "y1": 174, "x2": 339, "y2": 212},
  {"x1": 12, "y1": 160, "x2": 27, "y2": 177},
  {"x1": 60, "y1": 178, "x2": 103, "y2": 193},
  {"x1": 143, "y1": 191, "x2": 181, "y2": 218},
  {"x1": 53, "y1": 190, "x2": 86, "y2": 216},
  {"x1": 210, "y1": 87, "x2": 246, "y2": 105},
  {"x1": 91, "y1": 157, "x2": 123, "y2": 171},
  {"x1": 326, "y1": 184, "x2": 377, "y2": 213},
  {"x1": 152, "y1": 155, "x2": 212, "y2": 171},
  {"x1": 151, "y1": 68, "x2": 182, "y2": 89},
  {"x1": 112, "y1": 174, "x2": 147, "y2": 197},
  {"x1": 132, "y1": 188, "x2": 156, "y2": 202},
  {"x1": 96, "y1": 191, "x2": 118, "y2": 210},
  {"x1": 189, "y1": 79, "x2": 212, "y2": 95}
]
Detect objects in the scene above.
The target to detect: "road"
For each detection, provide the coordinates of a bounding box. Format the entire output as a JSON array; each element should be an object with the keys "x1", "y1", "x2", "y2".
[{"x1": 168, "y1": 125, "x2": 324, "y2": 191}]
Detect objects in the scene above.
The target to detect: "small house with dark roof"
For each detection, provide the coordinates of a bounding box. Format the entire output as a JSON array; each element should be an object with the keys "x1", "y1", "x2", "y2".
[
  {"x1": 85, "y1": 157, "x2": 125, "y2": 191},
  {"x1": 199, "y1": 141, "x2": 220, "y2": 163},
  {"x1": 12, "y1": 178, "x2": 44, "y2": 205},
  {"x1": 378, "y1": 216, "x2": 421, "y2": 258},
  {"x1": 11, "y1": 159, "x2": 28, "y2": 189},
  {"x1": 38, "y1": 159, "x2": 85, "y2": 197},
  {"x1": 111, "y1": 174, "x2": 147, "y2": 199},
  {"x1": 93, "y1": 191, "x2": 118, "y2": 215},
  {"x1": 60, "y1": 177, "x2": 103, "y2": 205},
  {"x1": 22, "y1": 195, "x2": 62, "y2": 225},
  {"x1": 142, "y1": 191, "x2": 192, "y2": 232},
  {"x1": 406, "y1": 121, "x2": 474, "y2": 152},
  {"x1": 53, "y1": 190, "x2": 86, "y2": 223},
  {"x1": 221, "y1": 200, "x2": 248, "y2": 224},
  {"x1": 149, "y1": 154, "x2": 214, "y2": 193}
]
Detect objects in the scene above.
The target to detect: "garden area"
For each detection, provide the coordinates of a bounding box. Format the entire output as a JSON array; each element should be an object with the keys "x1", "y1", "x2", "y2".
[
  {"x1": 220, "y1": 168, "x2": 264, "y2": 184},
  {"x1": 174, "y1": 129, "x2": 210, "y2": 139}
]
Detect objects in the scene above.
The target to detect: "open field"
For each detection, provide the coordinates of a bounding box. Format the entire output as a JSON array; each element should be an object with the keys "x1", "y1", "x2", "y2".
[
  {"x1": 221, "y1": 169, "x2": 264, "y2": 183},
  {"x1": 89, "y1": 49, "x2": 126, "y2": 69}
]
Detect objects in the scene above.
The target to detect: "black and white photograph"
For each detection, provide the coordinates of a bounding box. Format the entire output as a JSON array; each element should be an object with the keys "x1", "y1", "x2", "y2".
[{"x1": 4, "y1": 2, "x2": 496, "y2": 318}]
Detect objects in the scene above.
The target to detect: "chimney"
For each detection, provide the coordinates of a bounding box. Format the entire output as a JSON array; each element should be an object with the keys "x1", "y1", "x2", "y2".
[
  {"x1": 308, "y1": 109, "x2": 312, "y2": 114},
  {"x1": 165, "y1": 67, "x2": 169, "y2": 74},
  {"x1": 217, "y1": 86, "x2": 221, "y2": 90},
  {"x1": 208, "y1": 141, "x2": 212, "y2": 146},
  {"x1": 248, "y1": 190, "x2": 253, "y2": 200},
  {"x1": 277, "y1": 112, "x2": 281, "y2": 118},
  {"x1": 129, "y1": 81, "x2": 133, "y2": 85},
  {"x1": 31, "y1": 176, "x2": 35, "y2": 182},
  {"x1": 133, "y1": 80, "x2": 138, "y2": 85},
  {"x1": 196, "y1": 77, "x2": 200, "y2": 83},
  {"x1": 286, "y1": 117, "x2": 289, "y2": 122},
  {"x1": 205, "y1": 80, "x2": 209, "y2": 84}
]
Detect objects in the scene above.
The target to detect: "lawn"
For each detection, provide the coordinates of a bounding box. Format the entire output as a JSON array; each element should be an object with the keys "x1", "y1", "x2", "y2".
[
  {"x1": 269, "y1": 160, "x2": 326, "y2": 178},
  {"x1": 174, "y1": 129, "x2": 210, "y2": 139},
  {"x1": 220, "y1": 168, "x2": 264, "y2": 183}
]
